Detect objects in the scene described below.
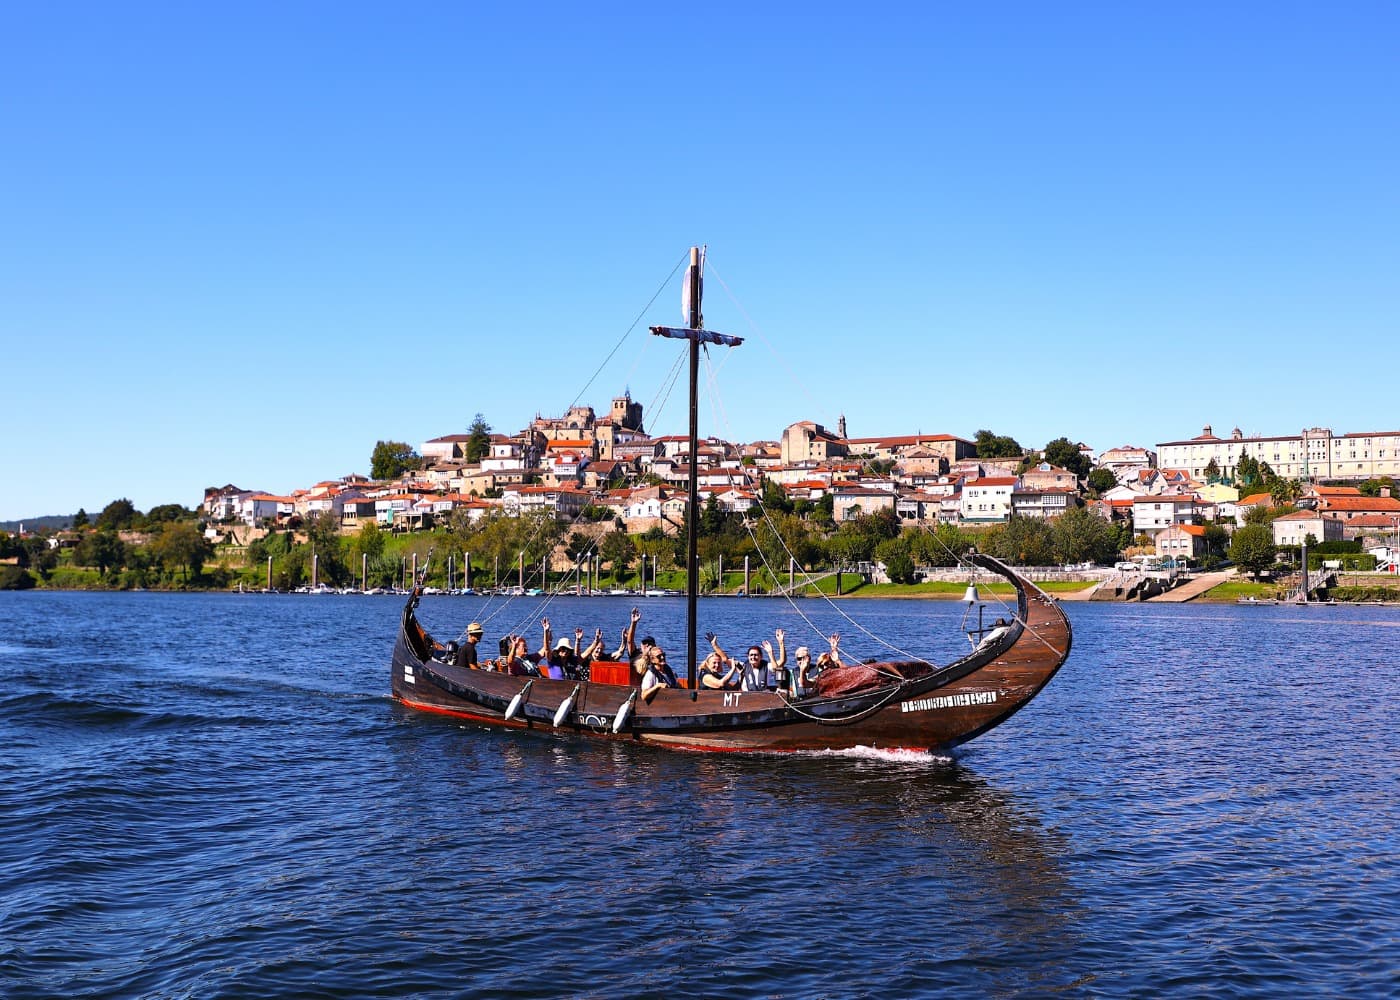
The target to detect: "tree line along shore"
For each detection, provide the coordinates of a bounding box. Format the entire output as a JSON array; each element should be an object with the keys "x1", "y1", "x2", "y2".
[{"x1": 5, "y1": 496, "x2": 1398, "y2": 603}]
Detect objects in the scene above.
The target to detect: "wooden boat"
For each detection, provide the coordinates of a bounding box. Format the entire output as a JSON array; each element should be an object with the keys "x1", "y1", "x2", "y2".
[{"x1": 389, "y1": 248, "x2": 1072, "y2": 752}]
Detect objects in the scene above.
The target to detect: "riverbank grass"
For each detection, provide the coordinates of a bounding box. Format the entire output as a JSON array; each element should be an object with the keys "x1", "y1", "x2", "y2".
[{"x1": 1200, "y1": 579, "x2": 1278, "y2": 601}]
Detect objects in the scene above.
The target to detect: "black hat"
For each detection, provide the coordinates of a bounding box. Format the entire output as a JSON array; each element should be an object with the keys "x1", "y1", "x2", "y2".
[{"x1": 641, "y1": 635, "x2": 656, "y2": 646}]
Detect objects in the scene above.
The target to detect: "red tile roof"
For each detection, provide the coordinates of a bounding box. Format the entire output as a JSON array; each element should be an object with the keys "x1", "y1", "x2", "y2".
[{"x1": 1320, "y1": 496, "x2": 1400, "y2": 512}]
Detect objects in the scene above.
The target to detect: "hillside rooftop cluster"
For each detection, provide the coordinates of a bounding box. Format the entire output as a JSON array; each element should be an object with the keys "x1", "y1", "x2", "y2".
[{"x1": 199, "y1": 398, "x2": 1400, "y2": 563}]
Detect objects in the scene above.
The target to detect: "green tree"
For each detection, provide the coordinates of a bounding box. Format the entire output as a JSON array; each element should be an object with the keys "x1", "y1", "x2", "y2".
[
  {"x1": 1243, "y1": 504, "x2": 1274, "y2": 525},
  {"x1": 248, "y1": 529, "x2": 293, "y2": 567},
  {"x1": 985, "y1": 516, "x2": 1055, "y2": 565},
  {"x1": 1270, "y1": 478, "x2": 1303, "y2": 506},
  {"x1": 759, "y1": 478, "x2": 794, "y2": 515},
  {"x1": 146, "y1": 503, "x2": 193, "y2": 524},
  {"x1": 1107, "y1": 519, "x2": 1137, "y2": 552},
  {"x1": 305, "y1": 511, "x2": 346, "y2": 585},
  {"x1": 466, "y1": 414, "x2": 492, "y2": 463},
  {"x1": 1050, "y1": 506, "x2": 1121, "y2": 564},
  {"x1": 75, "y1": 529, "x2": 127, "y2": 579},
  {"x1": 1229, "y1": 523, "x2": 1277, "y2": 580},
  {"x1": 1202, "y1": 523, "x2": 1231, "y2": 565},
  {"x1": 752, "y1": 511, "x2": 821, "y2": 579},
  {"x1": 875, "y1": 536, "x2": 918, "y2": 584},
  {"x1": 1204, "y1": 458, "x2": 1221, "y2": 483},
  {"x1": 370, "y1": 440, "x2": 420, "y2": 480},
  {"x1": 0, "y1": 565, "x2": 35, "y2": 590},
  {"x1": 910, "y1": 522, "x2": 972, "y2": 567},
  {"x1": 19, "y1": 536, "x2": 57, "y2": 579},
  {"x1": 565, "y1": 530, "x2": 594, "y2": 565},
  {"x1": 1236, "y1": 453, "x2": 1260, "y2": 487},
  {"x1": 635, "y1": 527, "x2": 676, "y2": 579},
  {"x1": 699, "y1": 496, "x2": 729, "y2": 537},
  {"x1": 149, "y1": 521, "x2": 211, "y2": 583},
  {"x1": 1042, "y1": 437, "x2": 1091, "y2": 478},
  {"x1": 345, "y1": 522, "x2": 385, "y2": 585},
  {"x1": 519, "y1": 509, "x2": 564, "y2": 567},
  {"x1": 97, "y1": 498, "x2": 139, "y2": 531},
  {"x1": 1086, "y1": 468, "x2": 1118, "y2": 495},
  {"x1": 974, "y1": 429, "x2": 1023, "y2": 459},
  {"x1": 827, "y1": 509, "x2": 900, "y2": 566},
  {"x1": 351, "y1": 521, "x2": 386, "y2": 558},
  {"x1": 73, "y1": 508, "x2": 90, "y2": 529},
  {"x1": 467, "y1": 513, "x2": 521, "y2": 585}
]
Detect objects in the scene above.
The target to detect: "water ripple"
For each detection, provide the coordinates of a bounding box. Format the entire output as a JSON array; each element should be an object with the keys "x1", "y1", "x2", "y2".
[{"x1": 1, "y1": 594, "x2": 1396, "y2": 997}]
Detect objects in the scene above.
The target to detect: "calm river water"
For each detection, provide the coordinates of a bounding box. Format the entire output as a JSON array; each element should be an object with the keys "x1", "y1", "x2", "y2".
[{"x1": 1, "y1": 592, "x2": 1395, "y2": 998}]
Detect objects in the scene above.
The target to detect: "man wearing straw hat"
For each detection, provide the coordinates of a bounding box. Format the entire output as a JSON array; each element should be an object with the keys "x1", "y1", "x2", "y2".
[{"x1": 454, "y1": 621, "x2": 485, "y2": 669}]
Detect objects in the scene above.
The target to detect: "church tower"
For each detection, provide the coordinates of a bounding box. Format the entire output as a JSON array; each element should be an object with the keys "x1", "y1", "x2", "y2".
[{"x1": 611, "y1": 392, "x2": 644, "y2": 433}]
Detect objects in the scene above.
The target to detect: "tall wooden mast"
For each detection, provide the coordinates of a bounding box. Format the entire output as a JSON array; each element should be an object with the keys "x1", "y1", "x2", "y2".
[{"x1": 651, "y1": 247, "x2": 742, "y2": 694}]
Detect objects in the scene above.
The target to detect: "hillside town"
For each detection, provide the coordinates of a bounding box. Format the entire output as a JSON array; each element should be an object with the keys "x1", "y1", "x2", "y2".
[{"x1": 198, "y1": 393, "x2": 1400, "y2": 568}]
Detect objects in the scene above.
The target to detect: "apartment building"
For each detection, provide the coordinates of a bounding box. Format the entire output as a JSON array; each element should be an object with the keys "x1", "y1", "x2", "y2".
[{"x1": 1158, "y1": 425, "x2": 1400, "y2": 483}]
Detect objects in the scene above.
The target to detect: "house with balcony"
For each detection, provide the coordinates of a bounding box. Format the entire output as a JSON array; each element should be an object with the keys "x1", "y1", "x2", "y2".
[
  {"x1": 709, "y1": 487, "x2": 759, "y2": 515},
  {"x1": 339, "y1": 496, "x2": 379, "y2": 527},
  {"x1": 1011, "y1": 486, "x2": 1082, "y2": 520},
  {"x1": 895, "y1": 490, "x2": 942, "y2": 523},
  {"x1": 959, "y1": 477, "x2": 1017, "y2": 523},
  {"x1": 237, "y1": 493, "x2": 294, "y2": 526},
  {"x1": 203, "y1": 484, "x2": 252, "y2": 520},
  {"x1": 501, "y1": 485, "x2": 589, "y2": 521},
  {"x1": 374, "y1": 493, "x2": 420, "y2": 528},
  {"x1": 1132, "y1": 494, "x2": 1199, "y2": 534},
  {"x1": 831, "y1": 485, "x2": 897, "y2": 522}
]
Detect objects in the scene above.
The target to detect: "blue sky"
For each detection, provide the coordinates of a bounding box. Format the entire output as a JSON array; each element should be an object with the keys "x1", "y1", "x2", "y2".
[{"x1": 3, "y1": 3, "x2": 1397, "y2": 520}]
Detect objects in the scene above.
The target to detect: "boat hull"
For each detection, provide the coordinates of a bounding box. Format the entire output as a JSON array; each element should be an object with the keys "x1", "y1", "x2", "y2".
[{"x1": 390, "y1": 555, "x2": 1071, "y2": 753}]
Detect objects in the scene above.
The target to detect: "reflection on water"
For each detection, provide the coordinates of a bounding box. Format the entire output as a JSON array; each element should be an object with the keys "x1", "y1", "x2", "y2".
[{"x1": 380, "y1": 710, "x2": 1087, "y2": 994}]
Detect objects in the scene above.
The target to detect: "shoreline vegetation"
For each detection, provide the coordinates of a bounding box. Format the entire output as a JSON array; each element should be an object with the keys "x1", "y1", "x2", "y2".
[
  {"x1": 7, "y1": 569, "x2": 1399, "y2": 604},
  {"x1": 4, "y1": 498, "x2": 1397, "y2": 604}
]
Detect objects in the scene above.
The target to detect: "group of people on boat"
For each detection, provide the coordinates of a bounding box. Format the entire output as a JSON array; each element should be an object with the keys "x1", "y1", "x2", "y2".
[
  {"x1": 441, "y1": 606, "x2": 845, "y2": 699},
  {"x1": 692, "y1": 628, "x2": 843, "y2": 699}
]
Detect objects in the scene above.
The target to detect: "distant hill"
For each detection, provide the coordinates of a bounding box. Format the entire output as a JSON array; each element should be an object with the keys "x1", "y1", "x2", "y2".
[{"x1": 0, "y1": 515, "x2": 72, "y2": 533}]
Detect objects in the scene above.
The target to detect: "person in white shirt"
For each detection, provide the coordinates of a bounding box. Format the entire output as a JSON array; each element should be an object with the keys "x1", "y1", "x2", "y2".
[
  {"x1": 640, "y1": 645, "x2": 676, "y2": 702},
  {"x1": 737, "y1": 628, "x2": 787, "y2": 691}
]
